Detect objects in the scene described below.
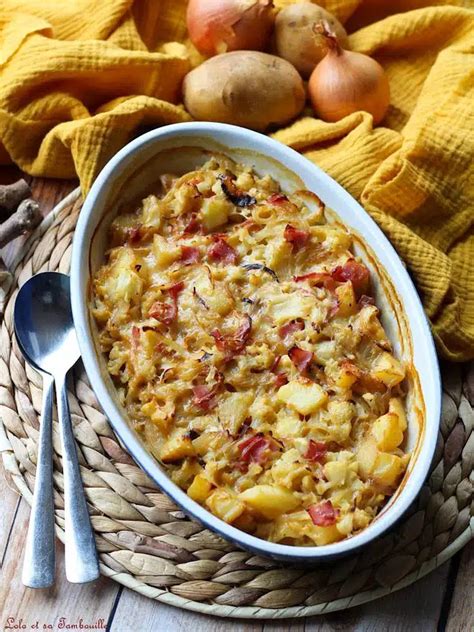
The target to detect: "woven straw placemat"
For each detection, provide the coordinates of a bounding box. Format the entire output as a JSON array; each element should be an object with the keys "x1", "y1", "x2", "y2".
[{"x1": 0, "y1": 190, "x2": 473, "y2": 619}]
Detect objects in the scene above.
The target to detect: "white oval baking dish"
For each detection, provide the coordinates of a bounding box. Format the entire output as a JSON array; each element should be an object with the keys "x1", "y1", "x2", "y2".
[{"x1": 70, "y1": 122, "x2": 441, "y2": 562}]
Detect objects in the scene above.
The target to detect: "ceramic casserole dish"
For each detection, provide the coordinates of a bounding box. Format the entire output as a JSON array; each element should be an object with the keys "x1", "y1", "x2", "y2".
[{"x1": 70, "y1": 122, "x2": 441, "y2": 562}]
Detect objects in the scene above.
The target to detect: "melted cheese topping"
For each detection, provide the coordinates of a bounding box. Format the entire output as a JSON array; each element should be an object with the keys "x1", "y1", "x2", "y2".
[{"x1": 92, "y1": 157, "x2": 409, "y2": 546}]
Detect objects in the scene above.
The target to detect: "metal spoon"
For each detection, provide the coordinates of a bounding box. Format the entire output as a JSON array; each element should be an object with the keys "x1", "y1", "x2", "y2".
[{"x1": 14, "y1": 271, "x2": 99, "y2": 585}]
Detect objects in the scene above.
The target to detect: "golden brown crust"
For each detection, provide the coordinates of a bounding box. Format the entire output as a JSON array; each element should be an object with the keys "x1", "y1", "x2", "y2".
[{"x1": 91, "y1": 157, "x2": 409, "y2": 546}]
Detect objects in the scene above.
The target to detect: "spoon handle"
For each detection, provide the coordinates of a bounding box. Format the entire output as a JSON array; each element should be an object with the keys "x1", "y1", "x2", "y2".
[
  {"x1": 56, "y1": 373, "x2": 100, "y2": 583},
  {"x1": 22, "y1": 372, "x2": 56, "y2": 588}
]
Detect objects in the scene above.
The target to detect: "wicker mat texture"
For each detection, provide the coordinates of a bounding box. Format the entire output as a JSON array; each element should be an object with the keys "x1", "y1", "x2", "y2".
[{"x1": 0, "y1": 190, "x2": 473, "y2": 619}]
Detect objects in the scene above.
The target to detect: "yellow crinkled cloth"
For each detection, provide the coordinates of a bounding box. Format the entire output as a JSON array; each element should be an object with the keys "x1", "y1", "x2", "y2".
[{"x1": 0, "y1": 0, "x2": 473, "y2": 360}]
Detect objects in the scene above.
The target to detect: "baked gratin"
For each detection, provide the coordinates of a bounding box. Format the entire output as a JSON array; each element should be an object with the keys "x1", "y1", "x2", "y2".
[{"x1": 92, "y1": 157, "x2": 409, "y2": 546}]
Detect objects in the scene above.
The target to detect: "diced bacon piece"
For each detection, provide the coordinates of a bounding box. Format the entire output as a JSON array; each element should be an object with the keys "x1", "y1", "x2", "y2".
[
  {"x1": 293, "y1": 271, "x2": 337, "y2": 291},
  {"x1": 192, "y1": 385, "x2": 217, "y2": 411},
  {"x1": 274, "y1": 372, "x2": 288, "y2": 388},
  {"x1": 131, "y1": 325, "x2": 140, "y2": 351},
  {"x1": 183, "y1": 213, "x2": 201, "y2": 234},
  {"x1": 234, "y1": 461, "x2": 250, "y2": 473},
  {"x1": 127, "y1": 226, "x2": 142, "y2": 244},
  {"x1": 268, "y1": 193, "x2": 289, "y2": 205},
  {"x1": 208, "y1": 235, "x2": 238, "y2": 264},
  {"x1": 240, "y1": 218, "x2": 257, "y2": 230},
  {"x1": 331, "y1": 260, "x2": 370, "y2": 297},
  {"x1": 284, "y1": 224, "x2": 310, "y2": 251},
  {"x1": 271, "y1": 355, "x2": 288, "y2": 388},
  {"x1": 149, "y1": 282, "x2": 184, "y2": 326},
  {"x1": 279, "y1": 319, "x2": 305, "y2": 339},
  {"x1": 155, "y1": 342, "x2": 166, "y2": 354},
  {"x1": 307, "y1": 500, "x2": 338, "y2": 526},
  {"x1": 149, "y1": 301, "x2": 176, "y2": 325},
  {"x1": 304, "y1": 440, "x2": 327, "y2": 463},
  {"x1": 270, "y1": 355, "x2": 282, "y2": 372},
  {"x1": 238, "y1": 435, "x2": 274, "y2": 464},
  {"x1": 233, "y1": 314, "x2": 252, "y2": 348},
  {"x1": 168, "y1": 281, "x2": 184, "y2": 299},
  {"x1": 210, "y1": 329, "x2": 226, "y2": 352},
  {"x1": 288, "y1": 346, "x2": 313, "y2": 373},
  {"x1": 180, "y1": 246, "x2": 200, "y2": 264},
  {"x1": 211, "y1": 314, "x2": 252, "y2": 357}
]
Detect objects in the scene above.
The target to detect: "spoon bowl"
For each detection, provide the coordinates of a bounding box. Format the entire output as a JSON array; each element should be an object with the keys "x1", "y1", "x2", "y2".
[{"x1": 14, "y1": 272, "x2": 80, "y2": 375}]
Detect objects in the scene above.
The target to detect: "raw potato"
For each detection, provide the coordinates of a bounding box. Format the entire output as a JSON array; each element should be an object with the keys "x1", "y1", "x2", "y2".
[
  {"x1": 274, "y1": 2, "x2": 348, "y2": 78},
  {"x1": 183, "y1": 51, "x2": 306, "y2": 131}
]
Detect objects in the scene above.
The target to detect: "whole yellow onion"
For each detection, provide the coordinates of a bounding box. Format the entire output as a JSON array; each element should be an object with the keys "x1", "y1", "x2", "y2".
[
  {"x1": 187, "y1": 0, "x2": 275, "y2": 56},
  {"x1": 308, "y1": 22, "x2": 390, "y2": 125}
]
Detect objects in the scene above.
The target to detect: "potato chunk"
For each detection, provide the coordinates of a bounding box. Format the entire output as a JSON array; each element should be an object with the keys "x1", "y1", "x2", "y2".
[
  {"x1": 218, "y1": 392, "x2": 253, "y2": 435},
  {"x1": 357, "y1": 438, "x2": 378, "y2": 480},
  {"x1": 141, "y1": 194, "x2": 162, "y2": 228},
  {"x1": 112, "y1": 268, "x2": 143, "y2": 303},
  {"x1": 334, "y1": 281, "x2": 356, "y2": 317},
  {"x1": 201, "y1": 197, "x2": 232, "y2": 231},
  {"x1": 194, "y1": 274, "x2": 234, "y2": 316},
  {"x1": 269, "y1": 293, "x2": 314, "y2": 324},
  {"x1": 188, "y1": 473, "x2": 213, "y2": 504},
  {"x1": 206, "y1": 489, "x2": 245, "y2": 523},
  {"x1": 372, "y1": 352, "x2": 405, "y2": 387},
  {"x1": 274, "y1": 413, "x2": 301, "y2": 439},
  {"x1": 324, "y1": 461, "x2": 347, "y2": 486},
  {"x1": 336, "y1": 513, "x2": 354, "y2": 536},
  {"x1": 311, "y1": 524, "x2": 344, "y2": 545},
  {"x1": 192, "y1": 431, "x2": 227, "y2": 457},
  {"x1": 278, "y1": 379, "x2": 328, "y2": 415},
  {"x1": 372, "y1": 398, "x2": 407, "y2": 451},
  {"x1": 265, "y1": 239, "x2": 292, "y2": 270},
  {"x1": 372, "y1": 453, "x2": 405, "y2": 486},
  {"x1": 101, "y1": 249, "x2": 142, "y2": 303},
  {"x1": 354, "y1": 305, "x2": 390, "y2": 347},
  {"x1": 372, "y1": 413, "x2": 403, "y2": 451},
  {"x1": 313, "y1": 341, "x2": 337, "y2": 366},
  {"x1": 159, "y1": 433, "x2": 195, "y2": 463},
  {"x1": 326, "y1": 400, "x2": 354, "y2": 441},
  {"x1": 152, "y1": 234, "x2": 181, "y2": 269},
  {"x1": 389, "y1": 397, "x2": 407, "y2": 431},
  {"x1": 239, "y1": 484, "x2": 300, "y2": 519}
]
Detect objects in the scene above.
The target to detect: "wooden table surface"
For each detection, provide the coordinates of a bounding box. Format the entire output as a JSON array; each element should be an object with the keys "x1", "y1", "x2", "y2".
[{"x1": 0, "y1": 173, "x2": 472, "y2": 632}]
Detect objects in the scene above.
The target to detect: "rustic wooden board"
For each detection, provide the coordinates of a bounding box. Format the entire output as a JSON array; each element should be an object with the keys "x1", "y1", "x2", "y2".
[
  {"x1": 445, "y1": 540, "x2": 474, "y2": 632},
  {"x1": 0, "y1": 497, "x2": 119, "y2": 629},
  {"x1": 110, "y1": 588, "x2": 264, "y2": 631},
  {"x1": 0, "y1": 471, "x2": 21, "y2": 566}
]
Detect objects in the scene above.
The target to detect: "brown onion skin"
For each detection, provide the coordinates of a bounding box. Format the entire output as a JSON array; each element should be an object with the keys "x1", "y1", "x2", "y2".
[
  {"x1": 308, "y1": 45, "x2": 390, "y2": 125},
  {"x1": 187, "y1": 0, "x2": 275, "y2": 56}
]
